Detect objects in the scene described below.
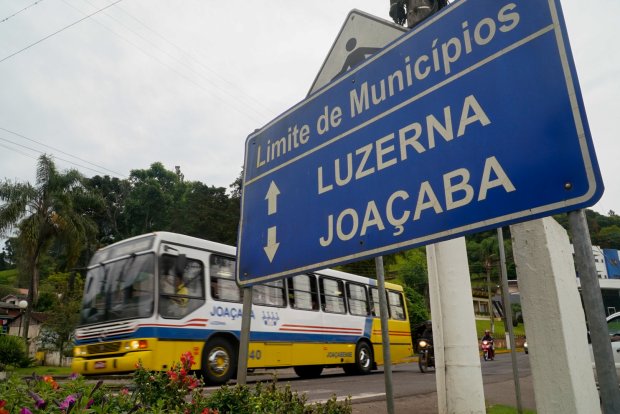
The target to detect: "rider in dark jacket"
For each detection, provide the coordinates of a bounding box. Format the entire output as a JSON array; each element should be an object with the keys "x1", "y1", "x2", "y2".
[{"x1": 481, "y1": 329, "x2": 495, "y2": 358}]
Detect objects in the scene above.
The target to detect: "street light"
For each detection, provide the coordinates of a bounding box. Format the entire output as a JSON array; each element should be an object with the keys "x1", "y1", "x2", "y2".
[{"x1": 17, "y1": 300, "x2": 28, "y2": 337}]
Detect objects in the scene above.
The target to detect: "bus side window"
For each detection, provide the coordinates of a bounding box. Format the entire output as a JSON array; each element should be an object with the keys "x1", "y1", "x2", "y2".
[
  {"x1": 347, "y1": 282, "x2": 370, "y2": 316},
  {"x1": 370, "y1": 287, "x2": 388, "y2": 318},
  {"x1": 319, "y1": 277, "x2": 346, "y2": 314},
  {"x1": 253, "y1": 280, "x2": 286, "y2": 307},
  {"x1": 387, "y1": 290, "x2": 406, "y2": 320},
  {"x1": 159, "y1": 254, "x2": 205, "y2": 319},
  {"x1": 287, "y1": 274, "x2": 318, "y2": 311},
  {"x1": 209, "y1": 255, "x2": 241, "y2": 303}
]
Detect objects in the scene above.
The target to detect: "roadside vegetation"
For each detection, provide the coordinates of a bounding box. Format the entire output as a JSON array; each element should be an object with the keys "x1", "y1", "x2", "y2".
[
  {"x1": 475, "y1": 320, "x2": 526, "y2": 338},
  {"x1": 0, "y1": 352, "x2": 352, "y2": 414},
  {"x1": 1, "y1": 155, "x2": 619, "y2": 363},
  {"x1": 487, "y1": 404, "x2": 536, "y2": 414}
]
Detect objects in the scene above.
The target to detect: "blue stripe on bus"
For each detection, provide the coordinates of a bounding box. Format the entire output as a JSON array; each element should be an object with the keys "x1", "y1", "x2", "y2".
[
  {"x1": 74, "y1": 326, "x2": 369, "y2": 345},
  {"x1": 363, "y1": 317, "x2": 373, "y2": 337}
]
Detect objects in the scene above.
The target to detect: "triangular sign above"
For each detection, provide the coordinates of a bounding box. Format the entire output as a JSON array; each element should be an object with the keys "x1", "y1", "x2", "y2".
[{"x1": 307, "y1": 9, "x2": 407, "y2": 96}]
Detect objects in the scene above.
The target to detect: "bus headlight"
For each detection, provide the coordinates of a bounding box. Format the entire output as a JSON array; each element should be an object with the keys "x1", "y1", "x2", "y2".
[
  {"x1": 73, "y1": 347, "x2": 86, "y2": 357},
  {"x1": 126, "y1": 340, "x2": 148, "y2": 350}
]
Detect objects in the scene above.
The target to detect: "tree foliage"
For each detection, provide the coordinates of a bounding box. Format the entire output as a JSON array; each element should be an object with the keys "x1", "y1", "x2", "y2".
[
  {"x1": 0, "y1": 155, "x2": 99, "y2": 340},
  {"x1": 3, "y1": 155, "x2": 620, "y2": 360}
]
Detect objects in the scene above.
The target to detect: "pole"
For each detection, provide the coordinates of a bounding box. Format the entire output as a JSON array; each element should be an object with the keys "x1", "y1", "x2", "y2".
[
  {"x1": 496, "y1": 227, "x2": 523, "y2": 414},
  {"x1": 375, "y1": 256, "x2": 395, "y2": 414},
  {"x1": 236, "y1": 286, "x2": 253, "y2": 385},
  {"x1": 568, "y1": 209, "x2": 620, "y2": 412},
  {"x1": 486, "y1": 268, "x2": 494, "y2": 334}
]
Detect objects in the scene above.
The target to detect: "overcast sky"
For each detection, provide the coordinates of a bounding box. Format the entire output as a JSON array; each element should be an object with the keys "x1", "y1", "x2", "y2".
[{"x1": 0, "y1": 0, "x2": 618, "y2": 216}]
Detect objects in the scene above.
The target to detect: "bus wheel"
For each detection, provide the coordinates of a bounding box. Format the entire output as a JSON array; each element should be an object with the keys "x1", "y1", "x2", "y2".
[
  {"x1": 201, "y1": 337, "x2": 237, "y2": 385},
  {"x1": 344, "y1": 342, "x2": 373, "y2": 375},
  {"x1": 293, "y1": 365, "x2": 324, "y2": 379}
]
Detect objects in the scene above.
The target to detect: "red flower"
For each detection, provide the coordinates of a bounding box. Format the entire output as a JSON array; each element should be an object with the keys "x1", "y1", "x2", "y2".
[
  {"x1": 181, "y1": 351, "x2": 195, "y2": 369},
  {"x1": 167, "y1": 370, "x2": 179, "y2": 381},
  {"x1": 0, "y1": 400, "x2": 9, "y2": 414},
  {"x1": 42, "y1": 375, "x2": 59, "y2": 390}
]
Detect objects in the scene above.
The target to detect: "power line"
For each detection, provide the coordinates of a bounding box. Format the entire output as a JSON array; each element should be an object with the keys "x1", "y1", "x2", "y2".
[
  {"x1": 0, "y1": 142, "x2": 38, "y2": 161},
  {"x1": 111, "y1": 1, "x2": 281, "y2": 117},
  {"x1": 0, "y1": 0, "x2": 124, "y2": 64},
  {"x1": 59, "y1": 0, "x2": 265, "y2": 126},
  {"x1": 0, "y1": 134, "x2": 121, "y2": 177},
  {"x1": 0, "y1": 127, "x2": 125, "y2": 177},
  {"x1": 0, "y1": 0, "x2": 46, "y2": 24}
]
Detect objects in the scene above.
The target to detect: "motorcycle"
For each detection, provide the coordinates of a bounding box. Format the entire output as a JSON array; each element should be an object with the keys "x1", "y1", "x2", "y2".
[
  {"x1": 481, "y1": 339, "x2": 495, "y2": 361},
  {"x1": 418, "y1": 338, "x2": 435, "y2": 372}
]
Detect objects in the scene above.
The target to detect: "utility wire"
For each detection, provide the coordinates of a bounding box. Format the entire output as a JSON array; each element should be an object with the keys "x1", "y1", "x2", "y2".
[
  {"x1": 0, "y1": 142, "x2": 38, "y2": 161},
  {"x1": 0, "y1": 127, "x2": 125, "y2": 177},
  {"x1": 111, "y1": 1, "x2": 280, "y2": 118},
  {"x1": 0, "y1": 134, "x2": 120, "y2": 177},
  {"x1": 60, "y1": 0, "x2": 264, "y2": 126},
  {"x1": 0, "y1": 0, "x2": 124, "y2": 64},
  {"x1": 0, "y1": 0, "x2": 46, "y2": 24}
]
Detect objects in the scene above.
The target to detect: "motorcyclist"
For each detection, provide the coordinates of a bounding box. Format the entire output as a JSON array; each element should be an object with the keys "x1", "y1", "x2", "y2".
[
  {"x1": 481, "y1": 329, "x2": 495, "y2": 359},
  {"x1": 417, "y1": 320, "x2": 435, "y2": 371},
  {"x1": 421, "y1": 320, "x2": 433, "y2": 342}
]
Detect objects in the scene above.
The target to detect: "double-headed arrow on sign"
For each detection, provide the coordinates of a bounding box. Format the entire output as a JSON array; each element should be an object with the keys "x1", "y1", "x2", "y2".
[{"x1": 264, "y1": 181, "x2": 280, "y2": 262}]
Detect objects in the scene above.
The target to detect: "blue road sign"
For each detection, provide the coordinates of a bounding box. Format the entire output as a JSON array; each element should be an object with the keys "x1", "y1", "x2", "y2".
[{"x1": 237, "y1": 0, "x2": 604, "y2": 285}]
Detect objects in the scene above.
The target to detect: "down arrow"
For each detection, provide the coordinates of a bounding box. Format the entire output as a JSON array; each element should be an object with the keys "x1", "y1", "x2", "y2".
[{"x1": 264, "y1": 226, "x2": 280, "y2": 262}]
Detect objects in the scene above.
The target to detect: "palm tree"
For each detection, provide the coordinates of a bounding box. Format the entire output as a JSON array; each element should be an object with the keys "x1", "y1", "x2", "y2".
[{"x1": 0, "y1": 155, "x2": 98, "y2": 342}]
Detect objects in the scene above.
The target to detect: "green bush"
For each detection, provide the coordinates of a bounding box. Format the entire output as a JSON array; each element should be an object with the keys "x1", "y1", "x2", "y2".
[
  {"x1": 0, "y1": 351, "x2": 353, "y2": 413},
  {"x1": 207, "y1": 381, "x2": 351, "y2": 414},
  {"x1": 0, "y1": 334, "x2": 30, "y2": 370}
]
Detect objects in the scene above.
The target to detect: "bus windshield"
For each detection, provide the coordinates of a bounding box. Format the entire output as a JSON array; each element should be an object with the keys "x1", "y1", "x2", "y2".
[{"x1": 79, "y1": 253, "x2": 155, "y2": 325}]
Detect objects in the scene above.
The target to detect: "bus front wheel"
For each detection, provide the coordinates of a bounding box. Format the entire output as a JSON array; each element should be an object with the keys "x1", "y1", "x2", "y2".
[
  {"x1": 201, "y1": 337, "x2": 237, "y2": 385},
  {"x1": 343, "y1": 341, "x2": 373, "y2": 375}
]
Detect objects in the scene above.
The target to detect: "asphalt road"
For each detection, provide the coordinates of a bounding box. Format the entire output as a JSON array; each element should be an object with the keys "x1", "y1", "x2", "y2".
[
  {"x1": 215, "y1": 352, "x2": 536, "y2": 413},
  {"x1": 82, "y1": 352, "x2": 535, "y2": 413}
]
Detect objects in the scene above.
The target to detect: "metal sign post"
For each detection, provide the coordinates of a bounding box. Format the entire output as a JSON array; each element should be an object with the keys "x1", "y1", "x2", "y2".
[
  {"x1": 375, "y1": 256, "x2": 395, "y2": 414},
  {"x1": 568, "y1": 210, "x2": 620, "y2": 412},
  {"x1": 497, "y1": 227, "x2": 523, "y2": 414},
  {"x1": 236, "y1": 287, "x2": 253, "y2": 385}
]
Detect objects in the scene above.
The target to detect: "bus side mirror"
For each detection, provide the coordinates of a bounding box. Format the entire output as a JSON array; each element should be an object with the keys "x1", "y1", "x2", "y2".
[{"x1": 176, "y1": 254, "x2": 187, "y2": 276}]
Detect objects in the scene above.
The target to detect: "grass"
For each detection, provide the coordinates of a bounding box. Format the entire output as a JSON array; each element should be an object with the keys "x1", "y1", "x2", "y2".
[
  {"x1": 476, "y1": 319, "x2": 526, "y2": 337},
  {"x1": 487, "y1": 404, "x2": 536, "y2": 413},
  {"x1": 7, "y1": 365, "x2": 73, "y2": 377}
]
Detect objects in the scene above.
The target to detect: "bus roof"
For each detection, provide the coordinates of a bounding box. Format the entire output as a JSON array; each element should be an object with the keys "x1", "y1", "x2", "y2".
[{"x1": 93, "y1": 232, "x2": 404, "y2": 291}]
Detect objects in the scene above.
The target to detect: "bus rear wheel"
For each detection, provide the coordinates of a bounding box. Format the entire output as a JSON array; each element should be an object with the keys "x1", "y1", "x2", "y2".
[
  {"x1": 201, "y1": 337, "x2": 237, "y2": 385},
  {"x1": 294, "y1": 365, "x2": 324, "y2": 379},
  {"x1": 343, "y1": 342, "x2": 373, "y2": 375}
]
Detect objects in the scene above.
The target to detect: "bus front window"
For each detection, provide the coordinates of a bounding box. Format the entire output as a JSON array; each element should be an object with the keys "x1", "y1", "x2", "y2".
[{"x1": 80, "y1": 253, "x2": 155, "y2": 324}]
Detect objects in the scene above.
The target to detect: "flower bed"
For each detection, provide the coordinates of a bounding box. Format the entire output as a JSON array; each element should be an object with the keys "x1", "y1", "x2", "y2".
[{"x1": 0, "y1": 352, "x2": 351, "y2": 413}]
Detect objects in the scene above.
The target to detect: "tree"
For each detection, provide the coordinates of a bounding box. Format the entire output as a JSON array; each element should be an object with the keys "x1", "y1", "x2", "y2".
[
  {"x1": 85, "y1": 175, "x2": 131, "y2": 244},
  {"x1": 468, "y1": 235, "x2": 499, "y2": 333},
  {"x1": 38, "y1": 272, "x2": 83, "y2": 364},
  {"x1": 0, "y1": 155, "x2": 98, "y2": 342},
  {"x1": 124, "y1": 162, "x2": 184, "y2": 235}
]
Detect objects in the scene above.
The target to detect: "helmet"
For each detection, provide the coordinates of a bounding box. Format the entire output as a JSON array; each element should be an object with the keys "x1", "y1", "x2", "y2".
[{"x1": 485, "y1": 329, "x2": 490, "y2": 334}]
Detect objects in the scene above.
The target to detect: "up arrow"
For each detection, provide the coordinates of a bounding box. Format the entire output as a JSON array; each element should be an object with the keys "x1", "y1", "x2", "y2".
[
  {"x1": 264, "y1": 226, "x2": 280, "y2": 263},
  {"x1": 265, "y1": 181, "x2": 280, "y2": 216}
]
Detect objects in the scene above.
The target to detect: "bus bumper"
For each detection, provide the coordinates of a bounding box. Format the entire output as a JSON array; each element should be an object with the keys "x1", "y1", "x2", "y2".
[{"x1": 71, "y1": 350, "x2": 153, "y2": 375}]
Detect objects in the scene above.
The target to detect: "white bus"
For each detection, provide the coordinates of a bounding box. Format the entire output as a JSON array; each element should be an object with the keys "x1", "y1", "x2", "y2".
[{"x1": 72, "y1": 232, "x2": 413, "y2": 384}]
